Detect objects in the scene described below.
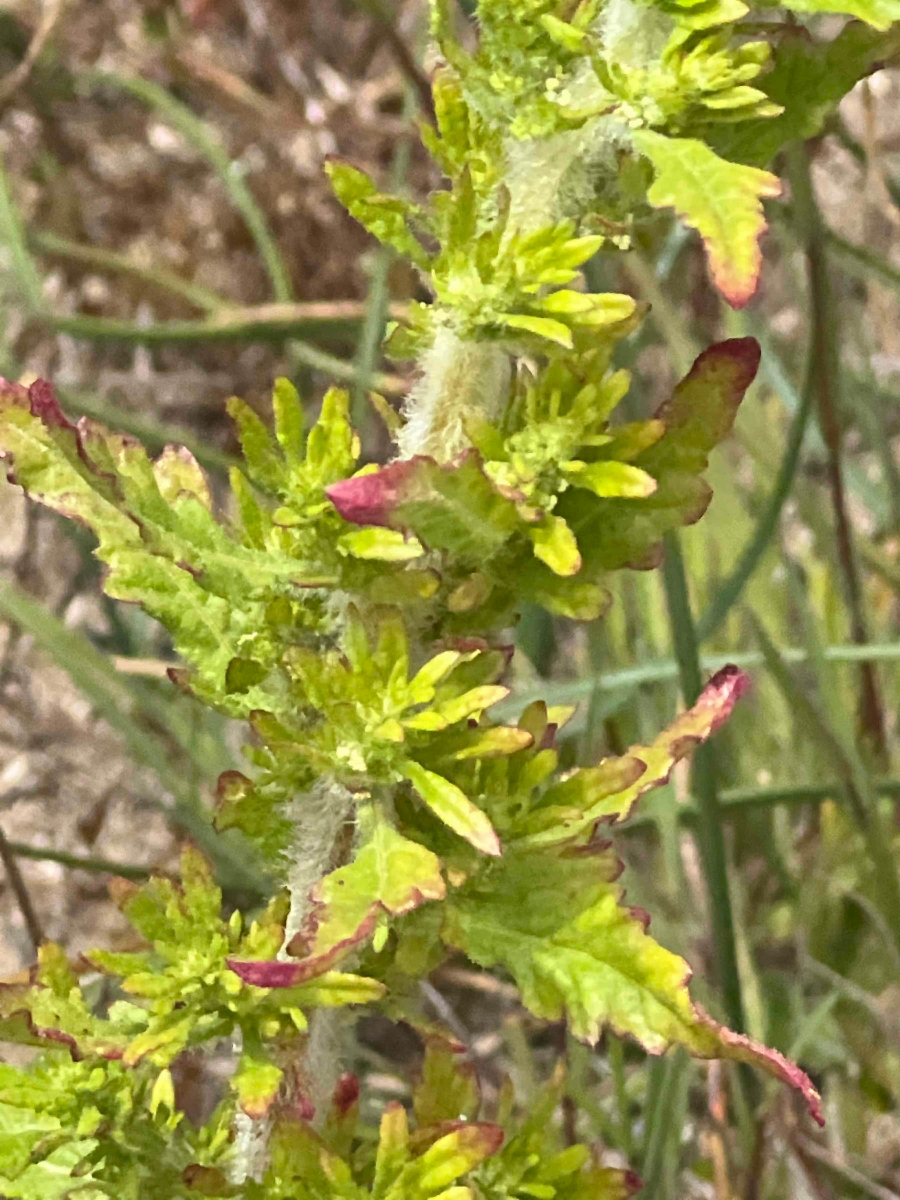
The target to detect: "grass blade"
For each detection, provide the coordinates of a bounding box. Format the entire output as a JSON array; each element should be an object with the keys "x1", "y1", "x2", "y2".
[
  {"x1": 81, "y1": 70, "x2": 293, "y2": 303},
  {"x1": 0, "y1": 577, "x2": 264, "y2": 895},
  {"x1": 662, "y1": 532, "x2": 746, "y2": 1035}
]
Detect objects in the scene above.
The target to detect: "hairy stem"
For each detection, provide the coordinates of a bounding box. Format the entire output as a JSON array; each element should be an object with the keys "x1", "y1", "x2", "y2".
[{"x1": 396, "y1": 328, "x2": 510, "y2": 461}]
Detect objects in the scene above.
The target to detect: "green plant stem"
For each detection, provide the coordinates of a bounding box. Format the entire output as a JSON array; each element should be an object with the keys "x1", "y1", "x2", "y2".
[
  {"x1": 697, "y1": 366, "x2": 815, "y2": 642},
  {"x1": 29, "y1": 229, "x2": 227, "y2": 313},
  {"x1": 0, "y1": 145, "x2": 44, "y2": 314},
  {"x1": 3, "y1": 841, "x2": 153, "y2": 881},
  {"x1": 42, "y1": 311, "x2": 407, "y2": 393},
  {"x1": 81, "y1": 70, "x2": 293, "y2": 304},
  {"x1": 497, "y1": 638, "x2": 900, "y2": 716},
  {"x1": 750, "y1": 611, "x2": 900, "y2": 951},
  {"x1": 47, "y1": 304, "x2": 375, "y2": 343},
  {"x1": 641, "y1": 1050, "x2": 689, "y2": 1198},
  {"x1": 662, "y1": 533, "x2": 746, "y2": 1036},
  {"x1": 785, "y1": 140, "x2": 886, "y2": 756}
]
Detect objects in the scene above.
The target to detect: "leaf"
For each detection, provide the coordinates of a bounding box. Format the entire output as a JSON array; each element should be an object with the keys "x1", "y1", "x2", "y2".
[
  {"x1": 520, "y1": 665, "x2": 750, "y2": 845},
  {"x1": 444, "y1": 848, "x2": 822, "y2": 1125},
  {"x1": 405, "y1": 1125, "x2": 505, "y2": 1196},
  {"x1": 566, "y1": 461, "x2": 657, "y2": 499},
  {"x1": 0, "y1": 1138, "x2": 99, "y2": 1200},
  {"x1": 0, "y1": 944, "x2": 127, "y2": 1060},
  {"x1": 498, "y1": 313, "x2": 574, "y2": 347},
  {"x1": 781, "y1": 0, "x2": 900, "y2": 29},
  {"x1": 326, "y1": 160, "x2": 431, "y2": 268},
  {"x1": 527, "y1": 516, "x2": 582, "y2": 577},
  {"x1": 0, "y1": 378, "x2": 338, "y2": 715},
  {"x1": 560, "y1": 339, "x2": 760, "y2": 576},
  {"x1": 632, "y1": 131, "x2": 780, "y2": 307},
  {"x1": 402, "y1": 760, "x2": 502, "y2": 856},
  {"x1": 328, "y1": 453, "x2": 521, "y2": 563},
  {"x1": 706, "y1": 26, "x2": 900, "y2": 167},
  {"x1": 232, "y1": 1043, "x2": 283, "y2": 1118},
  {"x1": 374, "y1": 1104, "x2": 411, "y2": 1200},
  {"x1": 339, "y1": 527, "x2": 425, "y2": 561},
  {"x1": 414, "y1": 1040, "x2": 480, "y2": 1128},
  {"x1": 287, "y1": 806, "x2": 446, "y2": 967},
  {"x1": 0, "y1": 1103, "x2": 60, "y2": 1180}
]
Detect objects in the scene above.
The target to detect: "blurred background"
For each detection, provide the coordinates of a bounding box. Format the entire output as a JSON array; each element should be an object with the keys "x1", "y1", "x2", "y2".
[{"x1": 2, "y1": 1, "x2": 900, "y2": 1195}]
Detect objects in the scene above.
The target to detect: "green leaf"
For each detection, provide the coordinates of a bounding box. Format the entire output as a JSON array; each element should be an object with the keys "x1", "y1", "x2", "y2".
[
  {"x1": 0, "y1": 1103, "x2": 61, "y2": 1180},
  {"x1": 497, "y1": 313, "x2": 573, "y2": 347},
  {"x1": 328, "y1": 454, "x2": 521, "y2": 563},
  {"x1": 527, "y1": 516, "x2": 581, "y2": 577},
  {"x1": 706, "y1": 26, "x2": 900, "y2": 167},
  {"x1": 233, "y1": 1044, "x2": 284, "y2": 1118},
  {"x1": 326, "y1": 160, "x2": 432, "y2": 269},
  {"x1": 781, "y1": 0, "x2": 900, "y2": 29},
  {"x1": 566, "y1": 461, "x2": 656, "y2": 499},
  {"x1": 402, "y1": 759, "x2": 502, "y2": 856},
  {"x1": 632, "y1": 131, "x2": 780, "y2": 307},
  {"x1": 338, "y1": 527, "x2": 425, "y2": 561},
  {"x1": 561, "y1": 339, "x2": 759, "y2": 575},
  {"x1": 444, "y1": 848, "x2": 822, "y2": 1123},
  {"x1": 520, "y1": 665, "x2": 749, "y2": 845},
  {"x1": 0, "y1": 1138, "x2": 99, "y2": 1199},
  {"x1": 289, "y1": 806, "x2": 446, "y2": 966},
  {"x1": 0, "y1": 379, "x2": 339, "y2": 716},
  {"x1": 402, "y1": 1125, "x2": 505, "y2": 1197},
  {"x1": 413, "y1": 1040, "x2": 480, "y2": 1128}
]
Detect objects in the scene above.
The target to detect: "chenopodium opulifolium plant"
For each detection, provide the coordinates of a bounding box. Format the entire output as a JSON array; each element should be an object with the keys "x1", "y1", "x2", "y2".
[{"x1": 3, "y1": 0, "x2": 894, "y2": 1192}]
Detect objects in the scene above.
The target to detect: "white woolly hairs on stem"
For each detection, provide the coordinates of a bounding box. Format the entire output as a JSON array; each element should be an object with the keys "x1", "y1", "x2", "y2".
[
  {"x1": 280, "y1": 779, "x2": 353, "y2": 952},
  {"x1": 230, "y1": 1107, "x2": 272, "y2": 1186},
  {"x1": 396, "y1": 327, "x2": 511, "y2": 462},
  {"x1": 281, "y1": 780, "x2": 354, "y2": 1132},
  {"x1": 230, "y1": 781, "x2": 352, "y2": 1183}
]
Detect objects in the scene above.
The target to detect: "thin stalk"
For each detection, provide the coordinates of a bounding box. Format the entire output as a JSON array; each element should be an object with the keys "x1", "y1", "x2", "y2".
[
  {"x1": 607, "y1": 1035, "x2": 634, "y2": 1158},
  {"x1": 662, "y1": 533, "x2": 746, "y2": 1035},
  {"x1": 785, "y1": 139, "x2": 886, "y2": 756},
  {"x1": 697, "y1": 363, "x2": 815, "y2": 641},
  {"x1": 44, "y1": 312, "x2": 406, "y2": 394},
  {"x1": 496, "y1": 638, "x2": 900, "y2": 716},
  {"x1": 29, "y1": 228, "x2": 227, "y2": 313},
  {"x1": 48, "y1": 303, "x2": 377, "y2": 342},
  {"x1": 4, "y1": 840, "x2": 153, "y2": 881},
  {"x1": 0, "y1": 146, "x2": 45, "y2": 314},
  {"x1": 750, "y1": 611, "x2": 900, "y2": 951},
  {"x1": 0, "y1": 826, "x2": 44, "y2": 952},
  {"x1": 641, "y1": 1050, "x2": 689, "y2": 1198},
  {"x1": 81, "y1": 70, "x2": 294, "y2": 304}
]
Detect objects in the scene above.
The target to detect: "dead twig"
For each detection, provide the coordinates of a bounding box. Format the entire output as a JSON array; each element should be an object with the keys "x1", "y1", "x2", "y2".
[
  {"x1": 0, "y1": 0, "x2": 65, "y2": 113},
  {"x1": 0, "y1": 824, "x2": 44, "y2": 954}
]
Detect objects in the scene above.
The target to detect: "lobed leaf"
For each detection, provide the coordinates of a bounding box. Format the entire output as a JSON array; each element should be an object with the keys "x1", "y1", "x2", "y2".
[
  {"x1": 286, "y1": 806, "x2": 446, "y2": 969},
  {"x1": 632, "y1": 131, "x2": 781, "y2": 307},
  {"x1": 444, "y1": 847, "x2": 822, "y2": 1125}
]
